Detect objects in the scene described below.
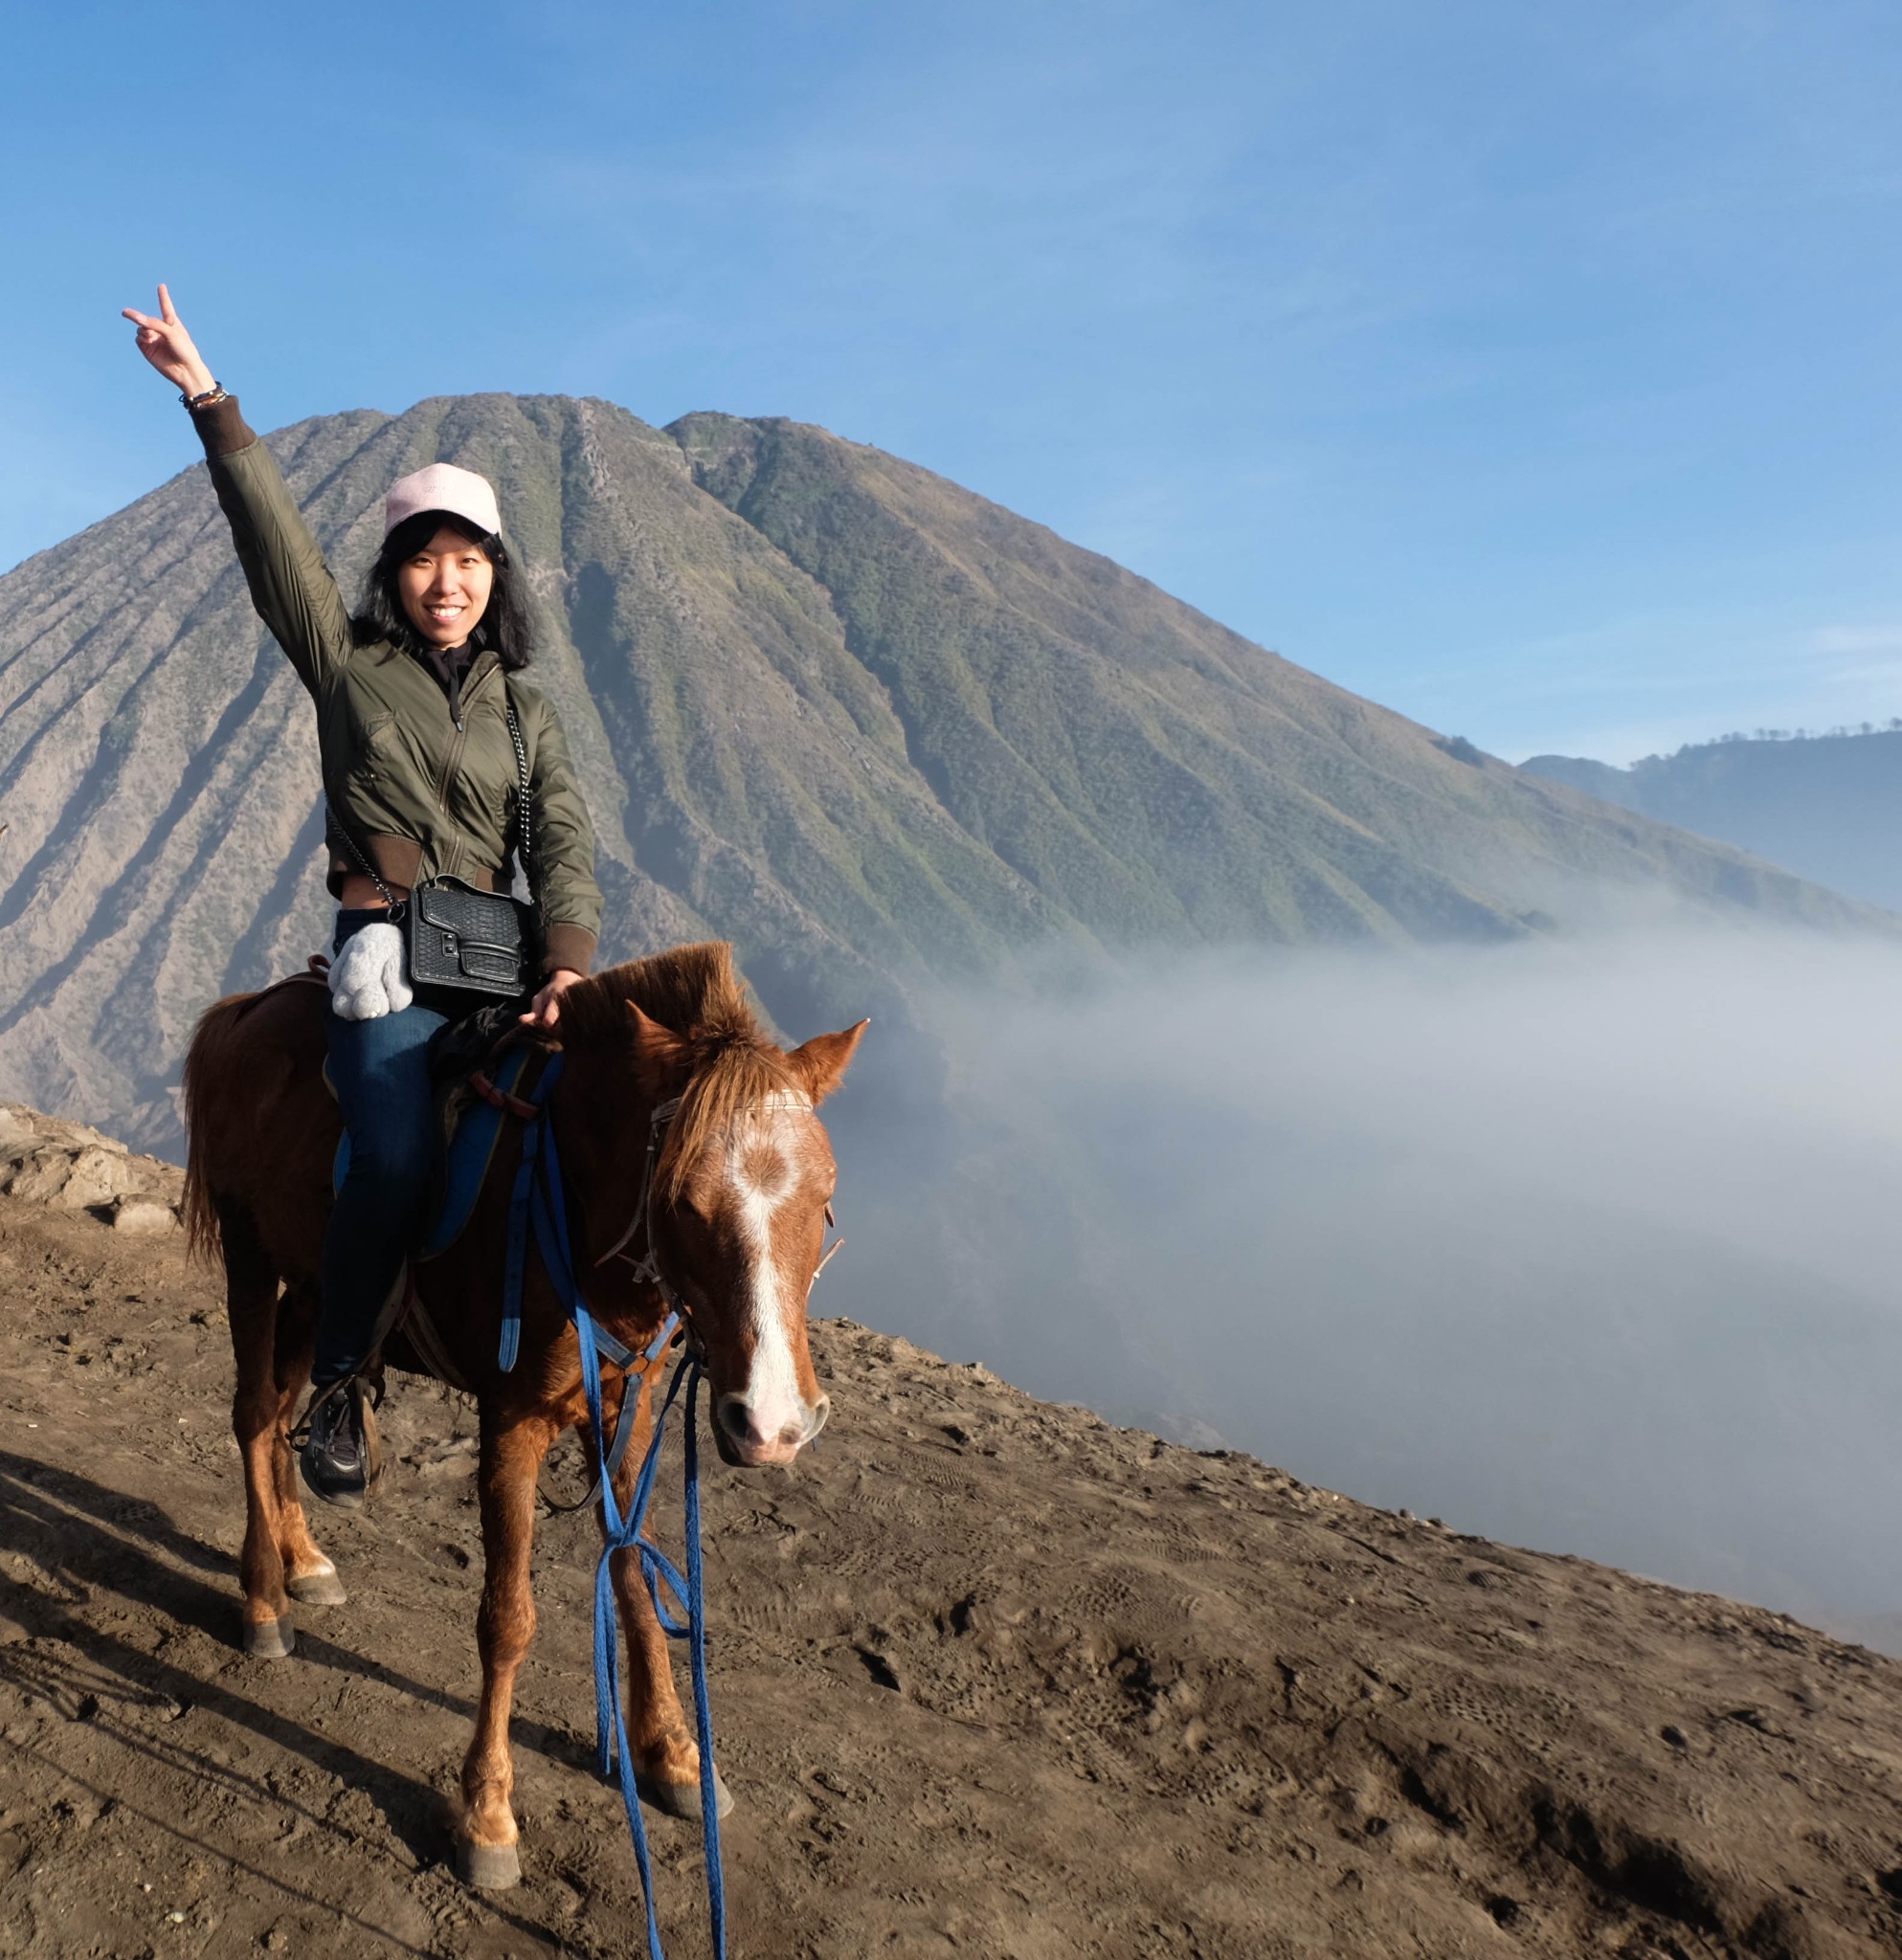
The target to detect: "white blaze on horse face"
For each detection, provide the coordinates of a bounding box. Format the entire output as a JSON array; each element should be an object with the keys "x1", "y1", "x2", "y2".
[{"x1": 725, "y1": 1104, "x2": 813, "y2": 1441}]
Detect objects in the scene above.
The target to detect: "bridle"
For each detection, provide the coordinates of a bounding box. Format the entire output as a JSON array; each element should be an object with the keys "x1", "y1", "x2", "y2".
[
  {"x1": 594, "y1": 1094, "x2": 692, "y2": 1335},
  {"x1": 592, "y1": 1092, "x2": 845, "y2": 1361}
]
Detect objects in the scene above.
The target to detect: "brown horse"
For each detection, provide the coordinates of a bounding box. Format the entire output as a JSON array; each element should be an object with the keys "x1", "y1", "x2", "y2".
[{"x1": 181, "y1": 940, "x2": 865, "y2": 1887}]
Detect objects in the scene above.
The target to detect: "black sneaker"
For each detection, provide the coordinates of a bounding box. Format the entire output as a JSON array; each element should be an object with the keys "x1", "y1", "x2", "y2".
[{"x1": 299, "y1": 1385, "x2": 369, "y2": 1508}]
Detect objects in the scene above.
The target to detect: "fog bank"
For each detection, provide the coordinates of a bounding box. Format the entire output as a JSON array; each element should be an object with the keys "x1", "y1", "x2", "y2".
[{"x1": 819, "y1": 928, "x2": 1902, "y2": 1640}]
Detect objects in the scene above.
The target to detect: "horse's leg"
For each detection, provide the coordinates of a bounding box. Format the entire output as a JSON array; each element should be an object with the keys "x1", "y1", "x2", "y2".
[
  {"x1": 267, "y1": 1286, "x2": 344, "y2": 1605},
  {"x1": 602, "y1": 1371, "x2": 735, "y2": 1822},
  {"x1": 223, "y1": 1205, "x2": 297, "y2": 1659},
  {"x1": 456, "y1": 1405, "x2": 557, "y2": 1889}
]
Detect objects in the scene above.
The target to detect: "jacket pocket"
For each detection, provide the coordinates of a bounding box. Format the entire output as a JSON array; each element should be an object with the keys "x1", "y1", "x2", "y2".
[{"x1": 347, "y1": 712, "x2": 400, "y2": 789}]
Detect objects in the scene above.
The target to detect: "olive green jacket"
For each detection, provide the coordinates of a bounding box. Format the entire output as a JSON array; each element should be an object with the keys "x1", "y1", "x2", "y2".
[{"x1": 192, "y1": 397, "x2": 601, "y2": 976}]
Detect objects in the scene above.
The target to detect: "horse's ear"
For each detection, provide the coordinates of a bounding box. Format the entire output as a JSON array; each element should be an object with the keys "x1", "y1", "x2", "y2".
[
  {"x1": 786, "y1": 1019, "x2": 869, "y2": 1105},
  {"x1": 626, "y1": 1001, "x2": 688, "y2": 1097}
]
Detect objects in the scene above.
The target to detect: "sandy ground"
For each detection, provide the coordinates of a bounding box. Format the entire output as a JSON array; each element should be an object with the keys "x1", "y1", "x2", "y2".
[{"x1": 3, "y1": 1173, "x2": 1902, "y2": 1958}]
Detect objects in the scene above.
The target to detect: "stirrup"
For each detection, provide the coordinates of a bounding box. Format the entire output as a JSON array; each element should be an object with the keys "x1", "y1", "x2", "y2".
[
  {"x1": 296, "y1": 1380, "x2": 371, "y2": 1510},
  {"x1": 288, "y1": 1376, "x2": 350, "y2": 1452},
  {"x1": 288, "y1": 1370, "x2": 385, "y2": 1451}
]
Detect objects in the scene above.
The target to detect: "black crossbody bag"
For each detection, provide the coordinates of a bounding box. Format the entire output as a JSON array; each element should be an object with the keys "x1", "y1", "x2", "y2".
[{"x1": 329, "y1": 689, "x2": 544, "y2": 1004}]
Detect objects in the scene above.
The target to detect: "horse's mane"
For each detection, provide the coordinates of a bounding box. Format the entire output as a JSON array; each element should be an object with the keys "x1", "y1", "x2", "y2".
[{"x1": 560, "y1": 941, "x2": 802, "y2": 1199}]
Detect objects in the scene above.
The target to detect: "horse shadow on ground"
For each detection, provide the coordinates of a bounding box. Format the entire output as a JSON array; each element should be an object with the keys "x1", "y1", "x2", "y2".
[{"x1": 0, "y1": 1445, "x2": 605, "y2": 1934}]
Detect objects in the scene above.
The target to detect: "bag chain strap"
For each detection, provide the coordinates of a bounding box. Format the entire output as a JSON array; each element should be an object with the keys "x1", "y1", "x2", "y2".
[
  {"x1": 326, "y1": 800, "x2": 403, "y2": 915},
  {"x1": 503, "y1": 687, "x2": 539, "y2": 908}
]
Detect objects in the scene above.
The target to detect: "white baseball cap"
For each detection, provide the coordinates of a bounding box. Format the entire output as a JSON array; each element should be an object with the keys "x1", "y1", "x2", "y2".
[{"x1": 384, "y1": 462, "x2": 502, "y2": 540}]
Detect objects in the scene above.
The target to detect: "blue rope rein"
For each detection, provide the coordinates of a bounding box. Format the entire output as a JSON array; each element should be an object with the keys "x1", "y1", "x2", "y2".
[{"x1": 502, "y1": 1056, "x2": 727, "y2": 1960}]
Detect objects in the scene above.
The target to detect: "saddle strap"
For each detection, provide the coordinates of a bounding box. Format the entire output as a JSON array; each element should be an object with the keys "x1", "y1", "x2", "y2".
[
  {"x1": 500, "y1": 1054, "x2": 565, "y2": 1372},
  {"x1": 471, "y1": 1066, "x2": 541, "y2": 1122}
]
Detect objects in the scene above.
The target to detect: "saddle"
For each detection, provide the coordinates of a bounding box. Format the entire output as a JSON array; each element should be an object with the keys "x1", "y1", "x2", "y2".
[
  {"x1": 328, "y1": 1012, "x2": 551, "y2": 1262},
  {"x1": 324, "y1": 997, "x2": 555, "y2": 1391}
]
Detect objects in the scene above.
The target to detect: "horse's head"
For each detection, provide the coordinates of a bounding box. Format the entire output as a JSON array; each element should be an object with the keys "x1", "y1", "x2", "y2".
[{"x1": 629, "y1": 1001, "x2": 867, "y2": 1468}]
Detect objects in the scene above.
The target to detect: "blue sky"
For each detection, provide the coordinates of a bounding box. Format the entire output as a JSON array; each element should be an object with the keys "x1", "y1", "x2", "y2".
[{"x1": 6, "y1": 0, "x2": 1899, "y2": 762}]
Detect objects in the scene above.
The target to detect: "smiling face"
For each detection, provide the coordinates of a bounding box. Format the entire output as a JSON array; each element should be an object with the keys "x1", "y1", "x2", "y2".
[{"x1": 396, "y1": 523, "x2": 495, "y2": 649}]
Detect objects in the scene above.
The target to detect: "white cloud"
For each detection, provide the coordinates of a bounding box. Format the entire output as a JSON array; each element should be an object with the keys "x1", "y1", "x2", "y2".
[{"x1": 827, "y1": 927, "x2": 1902, "y2": 1634}]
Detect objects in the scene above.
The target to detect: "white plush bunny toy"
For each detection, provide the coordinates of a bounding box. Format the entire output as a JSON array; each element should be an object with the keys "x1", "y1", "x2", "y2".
[{"x1": 328, "y1": 923, "x2": 414, "y2": 1021}]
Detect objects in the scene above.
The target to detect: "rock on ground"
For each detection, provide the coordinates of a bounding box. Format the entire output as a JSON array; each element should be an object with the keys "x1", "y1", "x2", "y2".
[{"x1": 0, "y1": 1102, "x2": 182, "y2": 1222}]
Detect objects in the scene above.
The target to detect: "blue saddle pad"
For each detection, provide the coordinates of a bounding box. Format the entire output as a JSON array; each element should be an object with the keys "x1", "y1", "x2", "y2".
[{"x1": 331, "y1": 1044, "x2": 539, "y2": 1260}]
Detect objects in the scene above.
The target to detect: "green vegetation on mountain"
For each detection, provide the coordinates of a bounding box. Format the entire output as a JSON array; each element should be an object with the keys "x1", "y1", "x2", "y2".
[{"x1": 0, "y1": 394, "x2": 1886, "y2": 1147}]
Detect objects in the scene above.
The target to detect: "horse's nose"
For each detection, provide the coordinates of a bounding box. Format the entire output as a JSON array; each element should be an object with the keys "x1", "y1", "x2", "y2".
[{"x1": 715, "y1": 1392, "x2": 826, "y2": 1461}]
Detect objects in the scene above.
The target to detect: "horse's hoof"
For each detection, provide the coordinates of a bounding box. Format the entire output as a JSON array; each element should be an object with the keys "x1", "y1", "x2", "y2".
[
  {"x1": 456, "y1": 1838, "x2": 521, "y2": 1890},
  {"x1": 286, "y1": 1568, "x2": 347, "y2": 1607},
  {"x1": 242, "y1": 1615, "x2": 295, "y2": 1659},
  {"x1": 638, "y1": 1771, "x2": 734, "y2": 1822}
]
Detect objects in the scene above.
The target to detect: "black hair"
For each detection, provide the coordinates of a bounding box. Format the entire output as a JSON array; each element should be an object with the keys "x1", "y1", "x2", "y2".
[{"x1": 352, "y1": 509, "x2": 535, "y2": 670}]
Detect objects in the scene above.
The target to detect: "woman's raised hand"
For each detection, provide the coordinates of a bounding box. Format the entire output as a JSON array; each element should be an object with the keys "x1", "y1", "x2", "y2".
[{"x1": 122, "y1": 283, "x2": 216, "y2": 399}]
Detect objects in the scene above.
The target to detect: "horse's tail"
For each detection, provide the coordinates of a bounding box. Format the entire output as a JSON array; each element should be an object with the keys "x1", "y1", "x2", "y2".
[{"x1": 181, "y1": 991, "x2": 258, "y2": 1266}]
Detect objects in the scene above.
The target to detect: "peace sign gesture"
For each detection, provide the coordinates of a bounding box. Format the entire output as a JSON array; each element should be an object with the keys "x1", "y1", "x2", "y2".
[{"x1": 122, "y1": 283, "x2": 216, "y2": 400}]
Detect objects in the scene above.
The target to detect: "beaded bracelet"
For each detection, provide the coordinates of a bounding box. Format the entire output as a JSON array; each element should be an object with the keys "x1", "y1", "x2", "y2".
[{"x1": 180, "y1": 381, "x2": 229, "y2": 411}]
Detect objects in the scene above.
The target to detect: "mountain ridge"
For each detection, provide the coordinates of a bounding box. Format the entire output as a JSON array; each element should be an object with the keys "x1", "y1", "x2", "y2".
[
  {"x1": 1522, "y1": 728, "x2": 1902, "y2": 911},
  {"x1": 0, "y1": 392, "x2": 1888, "y2": 1150}
]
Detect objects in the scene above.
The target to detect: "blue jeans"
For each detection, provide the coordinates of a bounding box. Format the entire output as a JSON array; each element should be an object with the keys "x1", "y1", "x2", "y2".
[{"x1": 315, "y1": 913, "x2": 449, "y2": 1390}]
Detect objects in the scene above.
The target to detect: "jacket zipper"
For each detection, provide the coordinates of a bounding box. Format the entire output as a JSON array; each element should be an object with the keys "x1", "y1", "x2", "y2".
[
  {"x1": 432, "y1": 657, "x2": 497, "y2": 878},
  {"x1": 436, "y1": 659, "x2": 498, "y2": 806}
]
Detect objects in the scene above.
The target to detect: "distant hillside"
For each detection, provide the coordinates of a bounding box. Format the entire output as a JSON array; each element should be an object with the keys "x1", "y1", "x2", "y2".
[
  {"x1": 1521, "y1": 728, "x2": 1902, "y2": 910},
  {"x1": 0, "y1": 394, "x2": 1886, "y2": 1149}
]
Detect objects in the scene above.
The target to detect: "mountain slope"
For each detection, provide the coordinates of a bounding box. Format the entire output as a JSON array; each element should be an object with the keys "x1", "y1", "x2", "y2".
[
  {"x1": 0, "y1": 394, "x2": 1885, "y2": 1148},
  {"x1": 1522, "y1": 730, "x2": 1902, "y2": 911},
  {"x1": 674, "y1": 412, "x2": 1883, "y2": 946}
]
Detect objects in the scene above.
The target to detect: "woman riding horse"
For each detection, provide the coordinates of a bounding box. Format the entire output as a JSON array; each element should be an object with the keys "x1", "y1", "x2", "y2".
[{"x1": 123, "y1": 284, "x2": 604, "y2": 1505}]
